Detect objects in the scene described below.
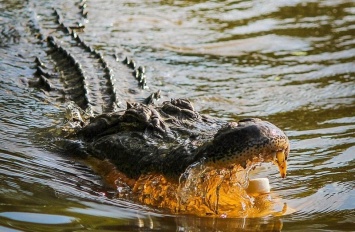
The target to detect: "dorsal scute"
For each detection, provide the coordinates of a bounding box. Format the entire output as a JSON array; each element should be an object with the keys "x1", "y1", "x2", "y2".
[
  {"x1": 122, "y1": 102, "x2": 168, "y2": 134},
  {"x1": 123, "y1": 102, "x2": 151, "y2": 123},
  {"x1": 161, "y1": 98, "x2": 200, "y2": 120}
]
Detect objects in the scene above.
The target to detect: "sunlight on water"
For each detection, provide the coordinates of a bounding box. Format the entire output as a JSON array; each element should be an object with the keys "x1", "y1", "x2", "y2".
[
  {"x1": 176, "y1": 162, "x2": 278, "y2": 217},
  {"x1": 0, "y1": 0, "x2": 354, "y2": 231},
  {"x1": 0, "y1": 212, "x2": 77, "y2": 224}
]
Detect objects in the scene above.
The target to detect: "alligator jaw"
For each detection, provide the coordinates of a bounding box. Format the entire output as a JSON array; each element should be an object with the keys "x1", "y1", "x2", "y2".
[{"x1": 194, "y1": 118, "x2": 290, "y2": 179}]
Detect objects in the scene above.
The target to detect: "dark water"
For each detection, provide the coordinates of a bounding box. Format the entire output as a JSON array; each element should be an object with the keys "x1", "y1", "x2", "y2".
[{"x1": 1, "y1": 0, "x2": 354, "y2": 231}]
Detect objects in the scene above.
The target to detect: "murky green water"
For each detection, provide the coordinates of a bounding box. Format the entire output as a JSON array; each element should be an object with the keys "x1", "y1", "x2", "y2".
[{"x1": 1, "y1": 0, "x2": 354, "y2": 231}]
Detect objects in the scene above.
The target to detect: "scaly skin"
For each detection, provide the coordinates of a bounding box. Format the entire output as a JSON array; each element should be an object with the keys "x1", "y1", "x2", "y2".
[{"x1": 75, "y1": 99, "x2": 290, "y2": 179}]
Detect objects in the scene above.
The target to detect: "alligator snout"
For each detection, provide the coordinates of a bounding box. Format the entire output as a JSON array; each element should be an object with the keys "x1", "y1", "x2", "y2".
[{"x1": 196, "y1": 118, "x2": 290, "y2": 178}]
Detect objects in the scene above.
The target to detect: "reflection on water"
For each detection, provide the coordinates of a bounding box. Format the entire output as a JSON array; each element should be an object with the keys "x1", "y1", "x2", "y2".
[
  {"x1": 0, "y1": 212, "x2": 77, "y2": 224},
  {"x1": 134, "y1": 163, "x2": 286, "y2": 217},
  {"x1": 1, "y1": 0, "x2": 354, "y2": 231}
]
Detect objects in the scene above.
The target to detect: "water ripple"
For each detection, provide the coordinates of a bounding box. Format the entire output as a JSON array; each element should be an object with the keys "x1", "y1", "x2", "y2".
[{"x1": 0, "y1": 0, "x2": 354, "y2": 230}]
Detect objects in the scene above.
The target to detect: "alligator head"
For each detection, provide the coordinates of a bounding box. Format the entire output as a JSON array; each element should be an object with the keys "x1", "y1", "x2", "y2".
[
  {"x1": 195, "y1": 118, "x2": 290, "y2": 178},
  {"x1": 75, "y1": 98, "x2": 290, "y2": 179}
]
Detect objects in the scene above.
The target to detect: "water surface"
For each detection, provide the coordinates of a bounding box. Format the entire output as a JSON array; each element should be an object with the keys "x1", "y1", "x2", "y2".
[{"x1": 0, "y1": 0, "x2": 354, "y2": 231}]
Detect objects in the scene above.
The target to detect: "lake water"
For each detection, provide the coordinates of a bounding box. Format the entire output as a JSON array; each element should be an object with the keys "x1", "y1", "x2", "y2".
[{"x1": 0, "y1": 0, "x2": 354, "y2": 231}]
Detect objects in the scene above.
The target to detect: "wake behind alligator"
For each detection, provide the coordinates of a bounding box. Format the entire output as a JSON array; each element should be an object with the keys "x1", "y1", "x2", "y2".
[{"x1": 9, "y1": 0, "x2": 291, "y2": 217}]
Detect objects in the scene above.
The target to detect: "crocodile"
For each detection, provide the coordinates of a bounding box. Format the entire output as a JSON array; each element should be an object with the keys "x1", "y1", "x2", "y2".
[{"x1": 2, "y1": 0, "x2": 290, "y2": 216}]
